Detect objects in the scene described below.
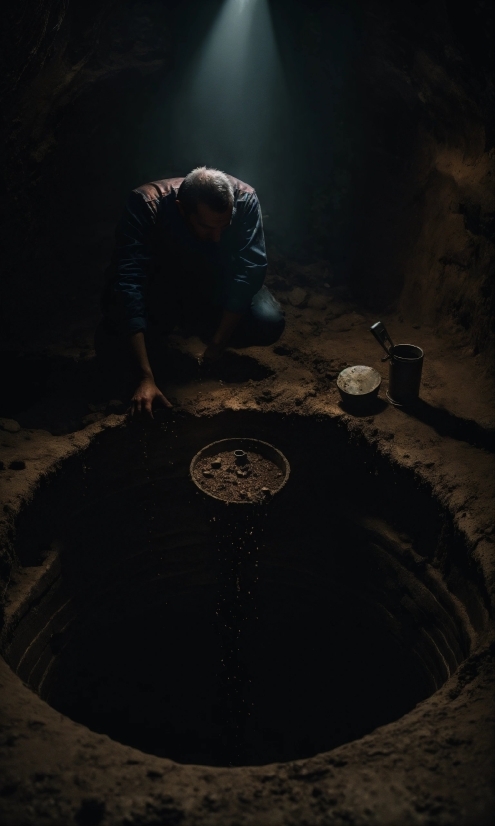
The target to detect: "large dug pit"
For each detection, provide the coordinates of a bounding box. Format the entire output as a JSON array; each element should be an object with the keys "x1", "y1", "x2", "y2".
[{"x1": 3, "y1": 413, "x2": 478, "y2": 768}]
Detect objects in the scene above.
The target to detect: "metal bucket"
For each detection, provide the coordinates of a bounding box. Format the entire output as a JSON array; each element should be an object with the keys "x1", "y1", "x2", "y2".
[{"x1": 387, "y1": 344, "x2": 424, "y2": 406}]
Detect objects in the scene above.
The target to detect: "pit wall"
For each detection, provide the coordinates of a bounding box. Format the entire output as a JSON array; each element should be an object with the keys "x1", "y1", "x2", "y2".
[
  {"x1": 0, "y1": 413, "x2": 479, "y2": 716},
  {"x1": 398, "y1": 133, "x2": 494, "y2": 356},
  {"x1": 1, "y1": 411, "x2": 492, "y2": 652},
  {"x1": 0, "y1": 410, "x2": 494, "y2": 826}
]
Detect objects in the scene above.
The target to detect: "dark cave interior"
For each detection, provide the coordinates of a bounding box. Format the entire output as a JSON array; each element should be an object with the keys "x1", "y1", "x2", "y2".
[
  {"x1": 1, "y1": 2, "x2": 494, "y2": 825},
  {"x1": 1, "y1": 0, "x2": 494, "y2": 356}
]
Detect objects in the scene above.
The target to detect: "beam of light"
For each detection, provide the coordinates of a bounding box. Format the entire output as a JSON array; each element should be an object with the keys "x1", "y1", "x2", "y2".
[
  {"x1": 139, "y1": 0, "x2": 298, "y2": 240},
  {"x1": 173, "y1": 0, "x2": 290, "y2": 180}
]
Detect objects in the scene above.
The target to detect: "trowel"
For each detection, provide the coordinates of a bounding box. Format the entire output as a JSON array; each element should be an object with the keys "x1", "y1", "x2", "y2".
[{"x1": 370, "y1": 321, "x2": 395, "y2": 361}]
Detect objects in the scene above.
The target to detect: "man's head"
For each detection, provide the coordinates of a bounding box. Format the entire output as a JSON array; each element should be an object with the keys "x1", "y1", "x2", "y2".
[{"x1": 176, "y1": 167, "x2": 234, "y2": 243}]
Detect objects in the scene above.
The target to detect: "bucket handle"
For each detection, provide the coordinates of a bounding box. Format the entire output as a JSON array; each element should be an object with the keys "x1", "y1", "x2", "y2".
[{"x1": 370, "y1": 321, "x2": 395, "y2": 361}]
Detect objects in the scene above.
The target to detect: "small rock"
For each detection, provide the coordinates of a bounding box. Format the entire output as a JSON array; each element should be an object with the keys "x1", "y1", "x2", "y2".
[
  {"x1": 211, "y1": 459, "x2": 222, "y2": 469},
  {"x1": 308, "y1": 295, "x2": 328, "y2": 310},
  {"x1": 0, "y1": 418, "x2": 20, "y2": 433},
  {"x1": 202, "y1": 470, "x2": 213, "y2": 478},
  {"x1": 9, "y1": 460, "x2": 26, "y2": 470},
  {"x1": 147, "y1": 770, "x2": 163, "y2": 780},
  {"x1": 288, "y1": 287, "x2": 308, "y2": 308},
  {"x1": 261, "y1": 487, "x2": 271, "y2": 497}
]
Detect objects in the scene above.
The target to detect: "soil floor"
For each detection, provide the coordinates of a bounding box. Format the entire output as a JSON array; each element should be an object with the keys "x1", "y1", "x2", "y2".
[{"x1": 0, "y1": 273, "x2": 494, "y2": 825}]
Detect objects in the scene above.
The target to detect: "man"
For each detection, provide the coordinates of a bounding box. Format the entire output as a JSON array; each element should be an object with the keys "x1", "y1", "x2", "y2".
[{"x1": 99, "y1": 167, "x2": 284, "y2": 416}]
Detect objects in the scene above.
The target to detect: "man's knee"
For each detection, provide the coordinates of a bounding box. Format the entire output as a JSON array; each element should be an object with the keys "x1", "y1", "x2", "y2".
[{"x1": 250, "y1": 286, "x2": 285, "y2": 345}]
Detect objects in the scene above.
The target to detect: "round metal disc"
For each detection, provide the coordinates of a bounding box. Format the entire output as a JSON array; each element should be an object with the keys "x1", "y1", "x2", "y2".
[{"x1": 337, "y1": 365, "x2": 381, "y2": 397}]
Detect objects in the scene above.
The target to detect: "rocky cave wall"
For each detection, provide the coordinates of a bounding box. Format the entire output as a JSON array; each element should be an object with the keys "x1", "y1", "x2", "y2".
[
  {"x1": 349, "y1": 0, "x2": 495, "y2": 363},
  {"x1": 1, "y1": 0, "x2": 174, "y2": 348},
  {"x1": 1, "y1": 0, "x2": 493, "y2": 359}
]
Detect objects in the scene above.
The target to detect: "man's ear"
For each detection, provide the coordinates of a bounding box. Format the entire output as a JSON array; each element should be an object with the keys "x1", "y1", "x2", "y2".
[{"x1": 176, "y1": 199, "x2": 186, "y2": 218}]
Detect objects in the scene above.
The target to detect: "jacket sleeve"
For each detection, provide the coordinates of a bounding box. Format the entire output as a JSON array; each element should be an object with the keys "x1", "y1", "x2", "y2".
[
  {"x1": 224, "y1": 192, "x2": 267, "y2": 313},
  {"x1": 106, "y1": 191, "x2": 156, "y2": 334}
]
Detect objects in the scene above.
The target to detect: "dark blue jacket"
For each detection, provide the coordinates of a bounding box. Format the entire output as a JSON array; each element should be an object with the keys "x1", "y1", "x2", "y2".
[{"x1": 104, "y1": 175, "x2": 267, "y2": 335}]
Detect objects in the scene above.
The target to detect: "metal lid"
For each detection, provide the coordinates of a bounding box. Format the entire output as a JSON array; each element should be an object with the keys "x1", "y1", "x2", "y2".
[{"x1": 337, "y1": 365, "x2": 381, "y2": 397}]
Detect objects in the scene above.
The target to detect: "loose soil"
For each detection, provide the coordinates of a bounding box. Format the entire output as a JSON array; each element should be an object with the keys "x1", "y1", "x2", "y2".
[
  {"x1": 192, "y1": 449, "x2": 284, "y2": 502},
  {"x1": 0, "y1": 268, "x2": 494, "y2": 825}
]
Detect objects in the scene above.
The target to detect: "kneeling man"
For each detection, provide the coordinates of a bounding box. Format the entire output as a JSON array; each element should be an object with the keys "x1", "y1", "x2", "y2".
[{"x1": 99, "y1": 167, "x2": 284, "y2": 416}]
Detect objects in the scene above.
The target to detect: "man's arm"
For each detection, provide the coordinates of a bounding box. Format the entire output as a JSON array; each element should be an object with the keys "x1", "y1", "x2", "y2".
[
  {"x1": 106, "y1": 191, "x2": 156, "y2": 336},
  {"x1": 225, "y1": 191, "x2": 267, "y2": 311},
  {"x1": 203, "y1": 309, "x2": 242, "y2": 362},
  {"x1": 106, "y1": 192, "x2": 173, "y2": 416},
  {"x1": 129, "y1": 332, "x2": 172, "y2": 416},
  {"x1": 204, "y1": 191, "x2": 267, "y2": 359}
]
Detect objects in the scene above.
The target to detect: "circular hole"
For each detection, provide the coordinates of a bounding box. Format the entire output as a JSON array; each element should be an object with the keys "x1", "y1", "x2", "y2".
[{"x1": 5, "y1": 413, "x2": 474, "y2": 767}]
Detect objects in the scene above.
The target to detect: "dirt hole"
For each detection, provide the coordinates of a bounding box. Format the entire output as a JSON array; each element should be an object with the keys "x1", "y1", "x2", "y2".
[{"x1": 5, "y1": 412, "x2": 477, "y2": 767}]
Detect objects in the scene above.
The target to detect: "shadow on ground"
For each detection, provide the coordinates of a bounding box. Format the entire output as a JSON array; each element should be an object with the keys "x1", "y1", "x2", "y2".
[
  {"x1": 0, "y1": 347, "x2": 274, "y2": 436},
  {"x1": 161, "y1": 348, "x2": 274, "y2": 385},
  {"x1": 403, "y1": 399, "x2": 495, "y2": 453}
]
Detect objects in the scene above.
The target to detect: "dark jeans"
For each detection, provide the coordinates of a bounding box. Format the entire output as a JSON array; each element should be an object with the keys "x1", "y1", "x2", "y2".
[
  {"x1": 95, "y1": 285, "x2": 284, "y2": 396},
  {"x1": 206, "y1": 285, "x2": 285, "y2": 347}
]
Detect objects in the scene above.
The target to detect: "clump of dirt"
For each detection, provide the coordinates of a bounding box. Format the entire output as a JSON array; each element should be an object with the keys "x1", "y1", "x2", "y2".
[{"x1": 192, "y1": 449, "x2": 285, "y2": 503}]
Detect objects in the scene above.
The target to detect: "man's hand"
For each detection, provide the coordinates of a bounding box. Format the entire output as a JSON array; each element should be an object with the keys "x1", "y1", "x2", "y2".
[
  {"x1": 199, "y1": 309, "x2": 242, "y2": 366},
  {"x1": 130, "y1": 378, "x2": 172, "y2": 418},
  {"x1": 201, "y1": 340, "x2": 224, "y2": 364}
]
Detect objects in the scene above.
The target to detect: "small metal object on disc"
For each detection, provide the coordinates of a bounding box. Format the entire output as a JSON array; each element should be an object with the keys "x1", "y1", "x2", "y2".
[
  {"x1": 234, "y1": 449, "x2": 248, "y2": 466},
  {"x1": 337, "y1": 365, "x2": 381, "y2": 397}
]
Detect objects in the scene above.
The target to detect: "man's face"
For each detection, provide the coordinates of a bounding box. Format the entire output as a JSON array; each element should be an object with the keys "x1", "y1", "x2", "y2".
[{"x1": 177, "y1": 200, "x2": 232, "y2": 243}]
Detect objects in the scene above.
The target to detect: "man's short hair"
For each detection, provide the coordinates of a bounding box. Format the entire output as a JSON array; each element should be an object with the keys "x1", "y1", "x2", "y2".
[{"x1": 177, "y1": 167, "x2": 234, "y2": 215}]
